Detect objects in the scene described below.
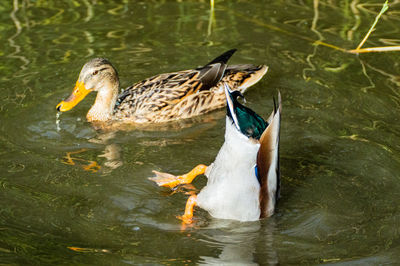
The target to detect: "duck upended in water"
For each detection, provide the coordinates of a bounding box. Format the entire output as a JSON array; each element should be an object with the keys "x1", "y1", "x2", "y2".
[
  {"x1": 56, "y1": 49, "x2": 268, "y2": 124},
  {"x1": 150, "y1": 84, "x2": 281, "y2": 223}
]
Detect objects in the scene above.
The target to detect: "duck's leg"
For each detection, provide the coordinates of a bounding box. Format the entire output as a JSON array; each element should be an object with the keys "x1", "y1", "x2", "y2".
[
  {"x1": 177, "y1": 195, "x2": 197, "y2": 224},
  {"x1": 149, "y1": 164, "x2": 207, "y2": 189}
]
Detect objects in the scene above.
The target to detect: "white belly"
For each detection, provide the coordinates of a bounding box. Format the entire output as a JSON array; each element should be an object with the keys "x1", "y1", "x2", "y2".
[
  {"x1": 197, "y1": 120, "x2": 261, "y2": 221},
  {"x1": 197, "y1": 167, "x2": 261, "y2": 221}
]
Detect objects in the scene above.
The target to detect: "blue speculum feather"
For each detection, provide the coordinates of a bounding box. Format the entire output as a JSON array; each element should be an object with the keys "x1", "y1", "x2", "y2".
[
  {"x1": 254, "y1": 165, "x2": 261, "y2": 183},
  {"x1": 226, "y1": 90, "x2": 268, "y2": 140}
]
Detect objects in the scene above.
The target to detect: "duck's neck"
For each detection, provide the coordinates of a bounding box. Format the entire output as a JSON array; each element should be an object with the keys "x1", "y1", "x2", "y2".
[{"x1": 87, "y1": 80, "x2": 119, "y2": 122}]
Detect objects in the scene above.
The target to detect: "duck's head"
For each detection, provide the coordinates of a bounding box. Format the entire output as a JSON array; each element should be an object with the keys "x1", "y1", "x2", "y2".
[
  {"x1": 224, "y1": 83, "x2": 268, "y2": 140},
  {"x1": 56, "y1": 58, "x2": 119, "y2": 112}
]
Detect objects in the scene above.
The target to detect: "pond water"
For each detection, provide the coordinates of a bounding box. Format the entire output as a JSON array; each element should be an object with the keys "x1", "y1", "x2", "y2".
[{"x1": 1, "y1": 0, "x2": 400, "y2": 264}]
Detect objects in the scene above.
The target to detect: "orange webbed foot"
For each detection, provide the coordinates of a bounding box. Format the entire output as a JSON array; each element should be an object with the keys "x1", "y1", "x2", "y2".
[
  {"x1": 149, "y1": 171, "x2": 183, "y2": 189},
  {"x1": 149, "y1": 164, "x2": 207, "y2": 189},
  {"x1": 177, "y1": 214, "x2": 194, "y2": 225}
]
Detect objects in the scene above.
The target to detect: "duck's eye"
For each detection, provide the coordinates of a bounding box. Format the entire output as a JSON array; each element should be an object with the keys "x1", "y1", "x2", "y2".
[{"x1": 92, "y1": 70, "x2": 99, "y2": 75}]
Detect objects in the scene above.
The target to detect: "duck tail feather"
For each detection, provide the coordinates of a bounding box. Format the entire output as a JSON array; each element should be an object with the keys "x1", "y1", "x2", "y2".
[
  {"x1": 257, "y1": 91, "x2": 281, "y2": 218},
  {"x1": 205, "y1": 49, "x2": 237, "y2": 66},
  {"x1": 196, "y1": 49, "x2": 237, "y2": 91}
]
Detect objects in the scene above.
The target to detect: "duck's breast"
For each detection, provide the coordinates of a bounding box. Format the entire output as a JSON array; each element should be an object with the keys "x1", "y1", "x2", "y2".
[{"x1": 197, "y1": 120, "x2": 261, "y2": 221}]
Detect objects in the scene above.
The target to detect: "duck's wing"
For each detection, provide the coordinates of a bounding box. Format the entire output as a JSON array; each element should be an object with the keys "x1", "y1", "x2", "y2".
[
  {"x1": 257, "y1": 92, "x2": 281, "y2": 218},
  {"x1": 196, "y1": 49, "x2": 237, "y2": 91},
  {"x1": 115, "y1": 49, "x2": 237, "y2": 118}
]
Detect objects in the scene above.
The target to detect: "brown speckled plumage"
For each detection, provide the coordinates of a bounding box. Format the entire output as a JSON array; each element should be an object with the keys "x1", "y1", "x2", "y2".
[{"x1": 57, "y1": 49, "x2": 268, "y2": 124}]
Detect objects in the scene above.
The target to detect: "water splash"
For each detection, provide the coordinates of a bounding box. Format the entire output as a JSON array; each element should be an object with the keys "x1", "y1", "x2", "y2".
[{"x1": 56, "y1": 112, "x2": 61, "y2": 132}]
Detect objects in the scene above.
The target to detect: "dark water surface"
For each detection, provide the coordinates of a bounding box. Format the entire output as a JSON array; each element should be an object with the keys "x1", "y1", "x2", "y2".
[{"x1": 1, "y1": 0, "x2": 400, "y2": 264}]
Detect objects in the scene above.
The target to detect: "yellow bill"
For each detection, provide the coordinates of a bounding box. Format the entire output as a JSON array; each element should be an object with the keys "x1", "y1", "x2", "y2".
[{"x1": 56, "y1": 81, "x2": 91, "y2": 112}]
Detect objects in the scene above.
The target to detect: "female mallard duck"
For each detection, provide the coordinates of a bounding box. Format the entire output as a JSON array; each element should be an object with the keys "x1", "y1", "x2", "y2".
[
  {"x1": 56, "y1": 49, "x2": 268, "y2": 124},
  {"x1": 150, "y1": 84, "x2": 281, "y2": 223}
]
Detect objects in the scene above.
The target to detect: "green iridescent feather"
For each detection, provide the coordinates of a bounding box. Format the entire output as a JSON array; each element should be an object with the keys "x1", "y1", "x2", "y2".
[{"x1": 226, "y1": 90, "x2": 268, "y2": 140}]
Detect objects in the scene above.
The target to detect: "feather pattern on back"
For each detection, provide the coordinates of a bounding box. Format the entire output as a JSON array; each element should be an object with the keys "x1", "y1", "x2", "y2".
[
  {"x1": 113, "y1": 50, "x2": 268, "y2": 123},
  {"x1": 57, "y1": 50, "x2": 268, "y2": 124}
]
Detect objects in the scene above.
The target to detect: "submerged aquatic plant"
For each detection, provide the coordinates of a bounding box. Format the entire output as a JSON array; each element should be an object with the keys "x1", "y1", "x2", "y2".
[
  {"x1": 229, "y1": 0, "x2": 400, "y2": 54},
  {"x1": 349, "y1": 0, "x2": 400, "y2": 54}
]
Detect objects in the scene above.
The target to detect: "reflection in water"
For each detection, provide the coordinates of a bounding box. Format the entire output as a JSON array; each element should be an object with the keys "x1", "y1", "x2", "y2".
[
  {"x1": 79, "y1": 131, "x2": 124, "y2": 173},
  {"x1": 207, "y1": 0, "x2": 215, "y2": 37},
  {"x1": 8, "y1": 0, "x2": 30, "y2": 71},
  {"x1": 55, "y1": 112, "x2": 61, "y2": 131},
  {"x1": 198, "y1": 220, "x2": 278, "y2": 265},
  {"x1": 82, "y1": 0, "x2": 94, "y2": 22},
  {"x1": 99, "y1": 143, "x2": 123, "y2": 170},
  {"x1": 62, "y1": 148, "x2": 101, "y2": 173},
  {"x1": 302, "y1": 0, "x2": 322, "y2": 81},
  {"x1": 52, "y1": 109, "x2": 224, "y2": 174},
  {"x1": 2, "y1": 0, "x2": 400, "y2": 264},
  {"x1": 347, "y1": 0, "x2": 361, "y2": 42},
  {"x1": 362, "y1": 60, "x2": 400, "y2": 89},
  {"x1": 358, "y1": 59, "x2": 376, "y2": 93}
]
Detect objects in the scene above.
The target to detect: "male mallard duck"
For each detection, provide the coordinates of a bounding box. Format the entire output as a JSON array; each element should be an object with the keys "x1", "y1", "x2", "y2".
[
  {"x1": 56, "y1": 49, "x2": 268, "y2": 124},
  {"x1": 150, "y1": 84, "x2": 281, "y2": 223}
]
